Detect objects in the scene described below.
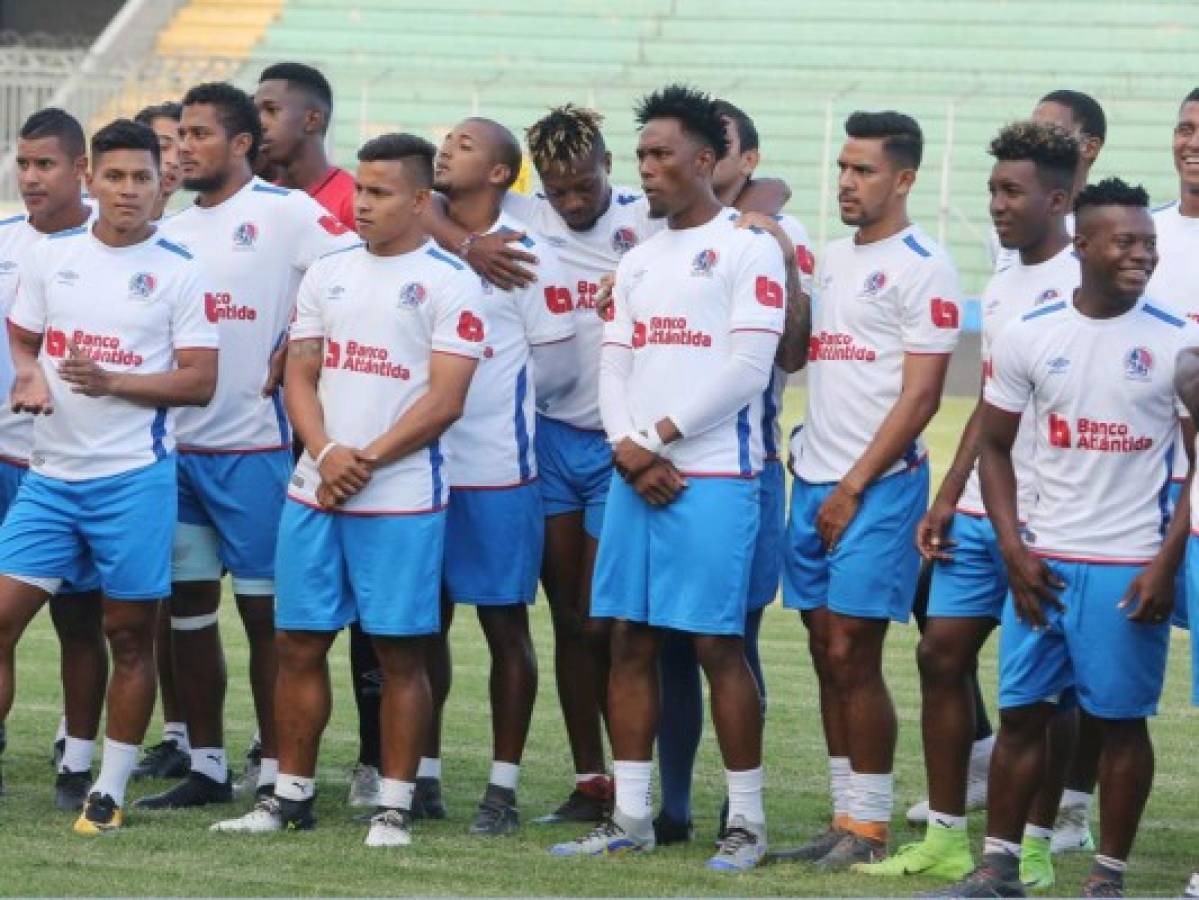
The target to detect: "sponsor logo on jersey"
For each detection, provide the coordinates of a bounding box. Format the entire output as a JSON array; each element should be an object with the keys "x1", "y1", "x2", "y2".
[
  {"x1": 204, "y1": 291, "x2": 257, "y2": 322},
  {"x1": 755, "y1": 275, "x2": 784, "y2": 308},
  {"x1": 1035, "y1": 288, "x2": 1060, "y2": 305},
  {"x1": 318, "y1": 214, "x2": 350, "y2": 236},
  {"x1": 611, "y1": 227, "x2": 637, "y2": 255},
  {"x1": 544, "y1": 285, "x2": 572, "y2": 314},
  {"x1": 324, "y1": 338, "x2": 410, "y2": 379},
  {"x1": 128, "y1": 272, "x2": 157, "y2": 300},
  {"x1": 232, "y1": 221, "x2": 258, "y2": 250},
  {"x1": 808, "y1": 331, "x2": 877, "y2": 362},
  {"x1": 1047, "y1": 356, "x2": 1071, "y2": 375},
  {"x1": 860, "y1": 270, "x2": 887, "y2": 297},
  {"x1": 45, "y1": 326, "x2": 143, "y2": 366},
  {"x1": 1124, "y1": 347, "x2": 1154, "y2": 380},
  {"x1": 633, "y1": 316, "x2": 713, "y2": 348},
  {"x1": 1048, "y1": 411, "x2": 1153, "y2": 452},
  {"x1": 931, "y1": 297, "x2": 960, "y2": 329},
  {"x1": 456, "y1": 311, "x2": 484, "y2": 342},
  {"x1": 796, "y1": 245, "x2": 815, "y2": 276},
  {"x1": 398, "y1": 282, "x2": 427, "y2": 310},
  {"x1": 691, "y1": 248, "x2": 719, "y2": 276}
]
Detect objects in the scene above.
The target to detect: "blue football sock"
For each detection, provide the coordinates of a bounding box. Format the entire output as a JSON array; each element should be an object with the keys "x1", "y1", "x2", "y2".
[{"x1": 656, "y1": 630, "x2": 702, "y2": 824}]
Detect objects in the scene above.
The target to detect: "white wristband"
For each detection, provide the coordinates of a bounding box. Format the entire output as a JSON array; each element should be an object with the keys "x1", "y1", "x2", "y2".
[
  {"x1": 628, "y1": 428, "x2": 665, "y2": 456},
  {"x1": 314, "y1": 441, "x2": 341, "y2": 468}
]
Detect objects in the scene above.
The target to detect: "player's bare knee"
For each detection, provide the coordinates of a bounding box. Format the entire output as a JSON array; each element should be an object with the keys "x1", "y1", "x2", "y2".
[
  {"x1": 580, "y1": 614, "x2": 610, "y2": 651},
  {"x1": 997, "y1": 704, "x2": 1053, "y2": 742},
  {"x1": 916, "y1": 632, "x2": 969, "y2": 685},
  {"x1": 692, "y1": 635, "x2": 745, "y2": 677},
  {"x1": 275, "y1": 631, "x2": 331, "y2": 672}
]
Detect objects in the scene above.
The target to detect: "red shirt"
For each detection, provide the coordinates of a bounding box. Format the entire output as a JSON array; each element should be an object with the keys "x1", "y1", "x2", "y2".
[{"x1": 305, "y1": 166, "x2": 356, "y2": 233}]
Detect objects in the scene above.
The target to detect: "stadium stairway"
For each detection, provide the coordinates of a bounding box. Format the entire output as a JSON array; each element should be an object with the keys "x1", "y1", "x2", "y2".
[{"x1": 121, "y1": 0, "x2": 1199, "y2": 294}]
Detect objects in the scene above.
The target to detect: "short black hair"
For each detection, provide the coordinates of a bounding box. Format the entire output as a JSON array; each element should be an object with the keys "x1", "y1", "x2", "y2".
[
  {"x1": 134, "y1": 101, "x2": 182, "y2": 127},
  {"x1": 1073, "y1": 176, "x2": 1149, "y2": 214},
  {"x1": 259, "y1": 61, "x2": 333, "y2": 134},
  {"x1": 90, "y1": 118, "x2": 161, "y2": 167},
  {"x1": 526, "y1": 104, "x2": 606, "y2": 174},
  {"x1": 988, "y1": 121, "x2": 1079, "y2": 192},
  {"x1": 1039, "y1": 89, "x2": 1107, "y2": 143},
  {"x1": 19, "y1": 107, "x2": 86, "y2": 159},
  {"x1": 358, "y1": 132, "x2": 436, "y2": 188},
  {"x1": 713, "y1": 99, "x2": 759, "y2": 153},
  {"x1": 466, "y1": 117, "x2": 522, "y2": 190},
  {"x1": 182, "y1": 81, "x2": 262, "y2": 161},
  {"x1": 635, "y1": 84, "x2": 730, "y2": 159},
  {"x1": 844, "y1": 110, "x2": 923, "y2": 170},
  {"x1": 1183, "y1": 87, "x2": 1199, "y2": 106}
]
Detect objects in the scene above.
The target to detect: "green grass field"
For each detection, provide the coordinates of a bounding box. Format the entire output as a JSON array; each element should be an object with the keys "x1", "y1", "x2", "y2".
[{"x1": 2, "y1": 391, "x2": 1197, "y2": 896}]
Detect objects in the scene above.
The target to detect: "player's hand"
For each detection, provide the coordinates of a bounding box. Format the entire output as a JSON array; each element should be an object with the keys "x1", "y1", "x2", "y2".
[
  {"x1": 57, "y1": 343, "x2": 116, "y2": 397},
  {"x1": 735, "y1": 212, "x2": 796, "y2": 259},
  {"x1": 317, "y1": 444, "x2": 374, "y2": 503},
  {"x1": 466, "y1": 231, "x2": 537, "y2": 291},
  {"x1": 10, "y1": 367, "x2": 53, "y2": 414},
  {"x1": 1119, "y1": 559, "x2": 1175, "y2": 625},
  {"x1": 595, "y1": 273, "x2": 616, "y2": 321},
  {"x1": 611, "y1": 437, "x2": 658, "y2": 482},
  {"x1": 916, "y1": 497, "x2": 958, "y2": 561},
  {"x1": 632, "y1": 459, "x2": 687, "y2": 506},
  {"x1": 262, "y1": 344, "x2": 287, "y2": 397},
  {"x1": 1003, "y1": 546, "x2": 1066, "y2": 629},
  {"x1": 816, "y1": 481, "x2": 862, "y2": 551}
]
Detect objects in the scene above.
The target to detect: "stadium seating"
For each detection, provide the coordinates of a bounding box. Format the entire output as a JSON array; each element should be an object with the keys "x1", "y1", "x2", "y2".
[{"x1": 137, "y1": 0, "x2": 1198, "y2": 292}]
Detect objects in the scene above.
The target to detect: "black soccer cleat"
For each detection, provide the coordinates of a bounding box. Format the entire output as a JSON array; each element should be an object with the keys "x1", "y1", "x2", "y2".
[
  {"x1": 468, "y1": 784, "x2": 519, "y2": 836},
  {"x1": 411, "y1": 776, "x2": 447, "y2": 820},
  {"x1": 133, "y1": 771, "x2": 233, "y2": 809},
  {"x1": 653, "y1": 811, "x2": 695, "y2": 846},
  {"x1": 132, "y1": 740, "x2": 191, "y2": 780},
  {"x1": 54, "y1": 770, "x2": 92, "y2": 811}
]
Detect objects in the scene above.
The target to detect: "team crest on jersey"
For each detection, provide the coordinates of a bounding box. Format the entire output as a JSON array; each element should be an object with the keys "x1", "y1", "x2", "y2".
[
  {"x1": 128, "y1": 272, "x2": 157, "y2": 299},
  {"x1": 691, "y1": 248, "x2": 719, "y2": 276},
  {"x1": 232, "y1": 221, "x2": 258, "y2": 250},
  {"x1": 611, "y1": 227, "x2": 638, "y2": 255},
  {"x1": 860, "y1": 270, "x2": 887, "y2": 297},
  {"x1": 1035, "y1": 288, "x2": 1060, "y2": 305},
  {"x1": 1124, "y1": 346, "x2": 1154, "y2": 380},
  {"x1": 398, "y1": 282, "x2": 427, "y2": 310}
]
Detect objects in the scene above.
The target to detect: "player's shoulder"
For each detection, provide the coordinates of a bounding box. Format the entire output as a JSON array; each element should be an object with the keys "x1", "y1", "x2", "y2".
[
  {"x1": 895, "y1": 226, "x2": 953, "y2": 267},
  {"x1": 1151, "y1": 199, "x2": 1179, "y2": 220},
  {"x1": 47, "y1": 224, "x2": 88, "y2": 242},
  {"x1": 420, "y1": 242, "x2": 480, "y2": 294},
  {"x1": 309, "y1": 239, "x2": 367, "y2": 274},
  {"x1": 493, "y1": 211, "x2": 542, "y2": 250},
  {"x1": 1016, "y1": 298, "x2": 1070, "y2": 327},
  {"x1": 0, "y1": 213, "x2": 25, "y2": 229},
  {"x1": 1137, "y1": 297, "x2": 1189, "y2": 332},
  {"x1": 771, "y1": 212, "x2": 812, "y2": 245}
]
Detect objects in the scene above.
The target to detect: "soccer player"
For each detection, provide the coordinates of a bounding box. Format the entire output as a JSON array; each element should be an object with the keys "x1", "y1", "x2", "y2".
[
  {"x1": 550, "y1": 84, "x2": 785, "y2": 872},
  {"x1": 135, "y1": 82, "x2": 356, "y2": 811},
  {"x1": 422, "y1": 116, "x2": 576, "y2": 833},
  {"x1": 652, "y1": 98, "x2": 813, "y2": 845},
  {"x1": 1176, "y1": 346, "x2": 1199, "y2": 900},
  {"x1": 0, "y1": 108, "x2": 109, "y2": 812},
  {"x1": 134, "y1": 102, "x2": 183, "y2": 223},
  {"x1": 210, "y1": 133, "x2": 484, "y2": 844},
  {"x1": 932, "y1": 178, "x2": 1191, "y2": 899},
  {"x1": 777, "y1": 111, "x2": 961, "y2": 868},
  {"x1": 254, "y1": 60, "x2": 382, "y2": 806},
  {"x1": 255, "y1": 62, "x2": 355, "y2": 230},
  {"x1": 857, "y1": 122, "x2": 1080, "y2": 884},
  {"x1": 0, "y1": 118, "x2": 218, "y2": 834},
  {"x1": 128, "y1": 99, "x2": 194, "y2": 783}
]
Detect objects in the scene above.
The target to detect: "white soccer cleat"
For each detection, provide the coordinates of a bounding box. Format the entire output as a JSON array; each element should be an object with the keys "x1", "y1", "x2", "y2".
[
  {"x1": 348, "y1": 763, "x2": 381, "y2": 808},
  {"x1": 1050, "y1": 801, "x2": 1094, "y2": 854},
  {"x1": 364, "y1": 808, "x2": 413, "y2": 848},
  {"x1": 1182, "y1": 871, "x2": 1199, "y2": 898},
  {"x1": 210, "y1": 797, "x2": 285, "y2": 833}
]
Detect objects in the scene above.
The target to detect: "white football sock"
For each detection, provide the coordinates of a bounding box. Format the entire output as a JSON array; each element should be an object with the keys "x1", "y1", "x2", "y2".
[
  {"x1": 829, "y1": 756, "x2": 851, "y2": 818},
  {"x1": 984, "y1": 835, "x2": 1022, "y2": 858},
  {"x1": 257, "y1": 757, "x2": 278, "y2": 789},
  {"x1": 928, "y1": 810, "x2": 967, "y2": 831},
  {"x1": 726, "y1": 766, "x2": 765, "y2": 825},
  {"x1": 275, "y1": 774, "x2": 315, "y2": 802},
  {"x1": 378, "y1": 777, "x2": 415, "y2": 811},
  {"x1": 613, "y1": 760, "x2": 652, "y2": 820},
  {"x1": 91, "y1": 738, "x2": 138, "y2": 807},
  {"x1": 1025, "y1": 823, "x2": 1054, "y2": 841},
  {"x1": 849, "y1": 770, "x2": 893, "y2": 824},
  {"x1": 489, "y1": 760, "x2": 520, "y2": 791},
  {"x1": 1061, "y1": 788, "x2": 1092, "y2": 811},
  {"x1": 417, "y1": 756, "x2": 441, "y2": 779},
  {"x1": 60, "y1": 736, "x2": 94, "y2": 774},
  {"x1": 163, "y1": 722, "x2": 190, "y2": 753},
  {"x1": 190, "y1": 747, "x2": 228, "y2": 782},
  {"x1": 55, "y1": 716, "x2": 67, "y2": 743}
]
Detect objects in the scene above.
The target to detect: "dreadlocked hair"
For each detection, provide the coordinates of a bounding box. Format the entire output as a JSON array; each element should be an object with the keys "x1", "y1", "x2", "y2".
[{"x1": 526, "y1": 104, "x2": 606, "y2": 174}]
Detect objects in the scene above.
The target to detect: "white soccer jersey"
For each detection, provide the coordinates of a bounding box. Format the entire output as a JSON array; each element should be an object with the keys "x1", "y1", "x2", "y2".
[
  {"x1": 161, "y1": 177, "x2": 357, "y2": 452},
  {"x1": 607, "y1": 208, "x2": 786, "y2": 475},
  {"x1": 761, "y1": 213, "x2": 816, "y2": 460},
  {"x1": 503, "y1": 187, "x2": 661, "y2": 430},
  {"x1": 0, "y1": 214, "x2": 40, "y2": 464},
  {"x1": 442, "y1": 211, "x2": 575, "y2": 487},
  {"x1": 288, "y1": 241, "x2": 486, "y2": 513},
  {"x1": 8, "y1": 225, "x2": 218, "y2": 481},
  {"x1": 792, "y1": 225, "x2": 962, "y2": 484},
  {"x1": 986, "y1": 298, "x2": 1195, "y2": 562},
  {"x1": 958, "y1": 245, "x2": 1079, "y2": 518},
  {"x1": 1147, "y1": 200, "x2": 1199, "y2": 482}
]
